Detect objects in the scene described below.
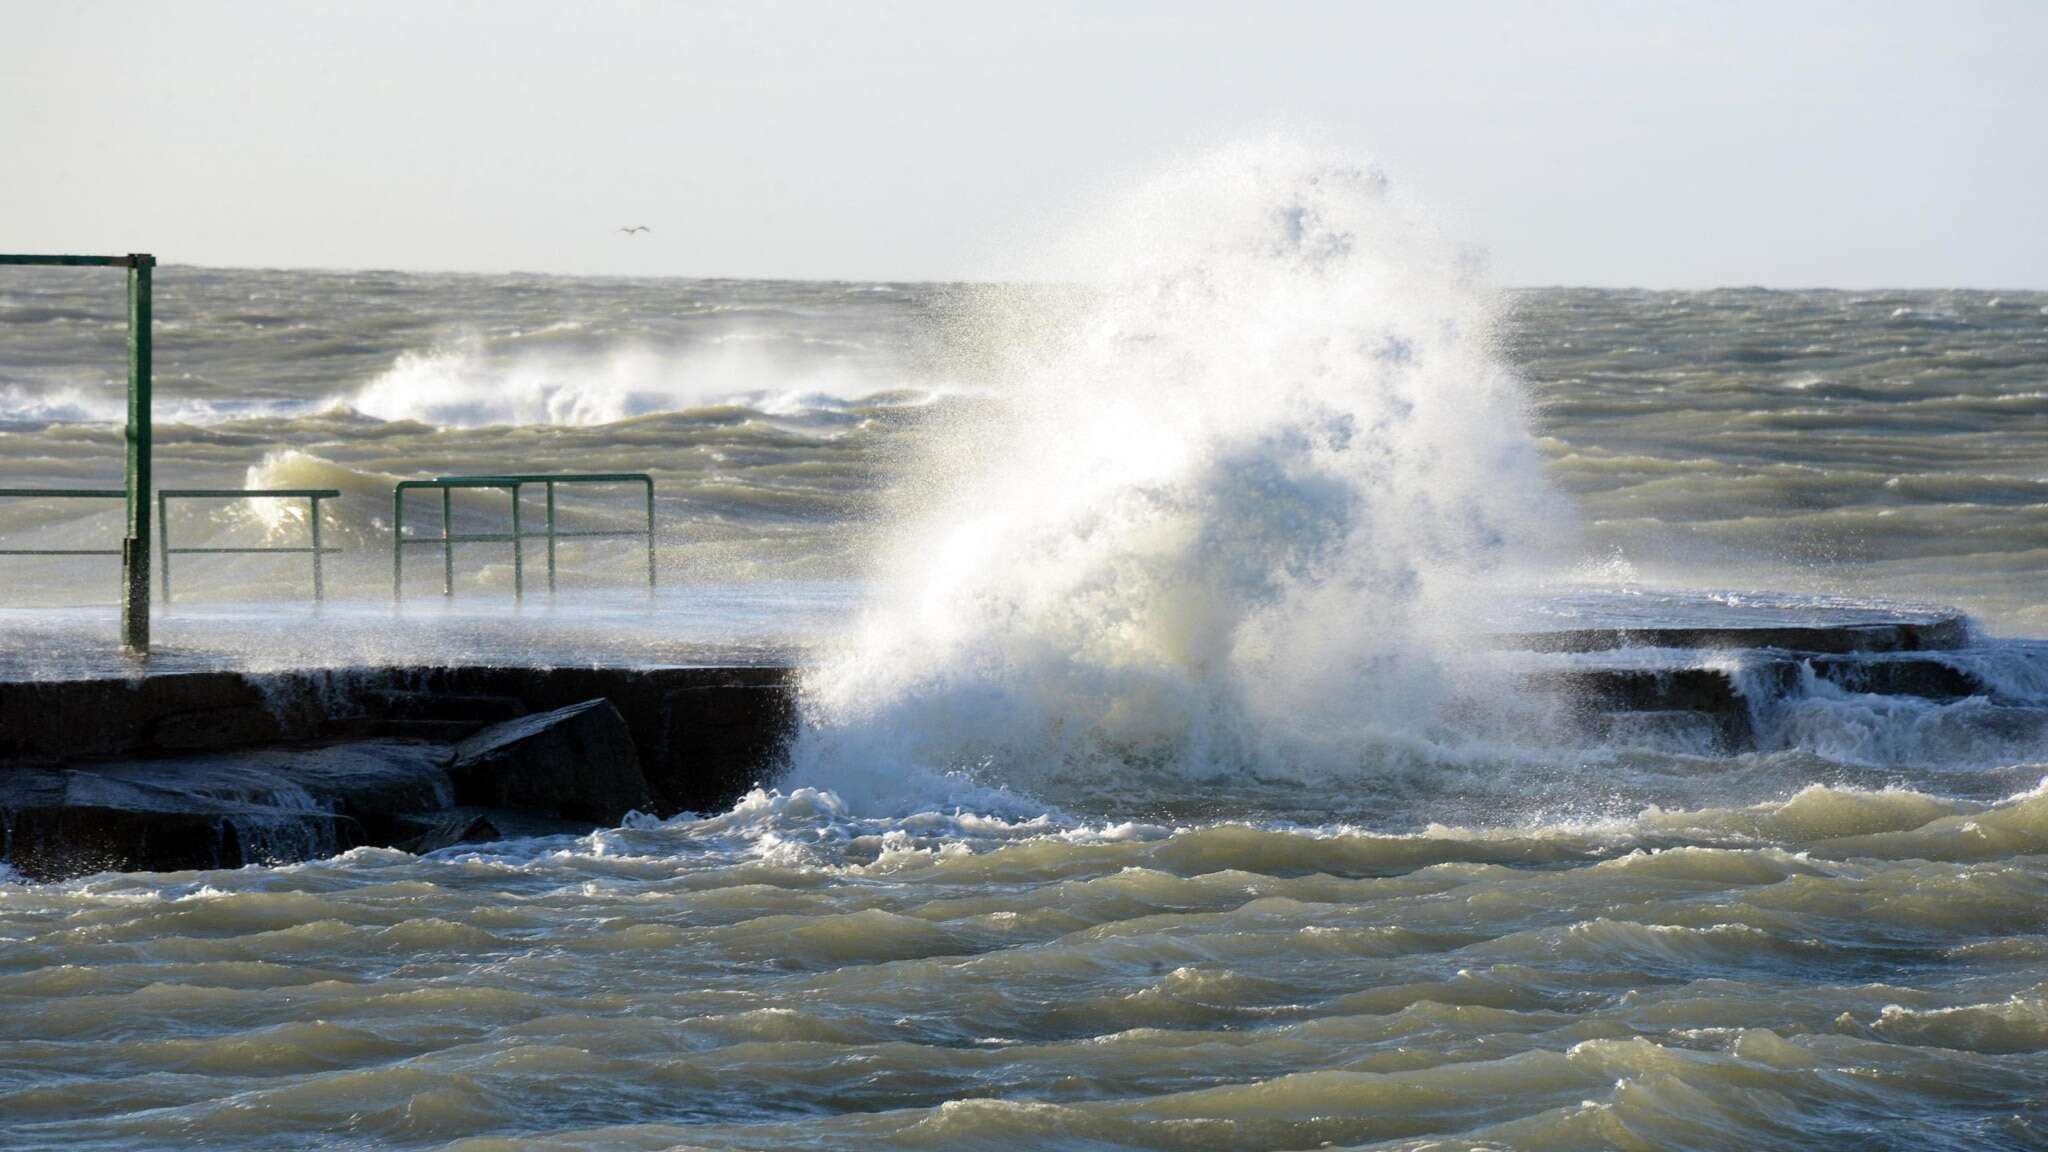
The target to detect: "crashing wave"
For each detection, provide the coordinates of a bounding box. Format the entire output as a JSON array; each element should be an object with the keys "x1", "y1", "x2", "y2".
[{"x1": 788, "y1": 139, "x2": 1576, "y2": 813}]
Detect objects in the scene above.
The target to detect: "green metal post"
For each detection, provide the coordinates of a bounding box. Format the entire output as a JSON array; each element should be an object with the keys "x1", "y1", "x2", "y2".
[
  {"x1": 309, "y1": 495, "x2": 325, "y2": 602},
  {"x1": 510, "y1": 485, "x2": 524, "y2": 600},
  {"x1": 393, "y1": 486, "x2": 404, "y2": 600},
  {"x1": 157, "y1": 489, "x2": 171, "y2": 604},
  {"x1": 442, "y1": 486, "x2": 454, "y2": 596},
  {"x1": 122, "y1": 255, "x2": 154, "y2": 652},
  {"x1": 545, "y1": 480, "x2": 558, "y2": 595}
]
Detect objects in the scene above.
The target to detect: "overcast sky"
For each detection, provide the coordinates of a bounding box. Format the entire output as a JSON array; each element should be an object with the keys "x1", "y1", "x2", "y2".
[{"x1": 6, "y1": 1, "x2": 2043, "y2": 287}]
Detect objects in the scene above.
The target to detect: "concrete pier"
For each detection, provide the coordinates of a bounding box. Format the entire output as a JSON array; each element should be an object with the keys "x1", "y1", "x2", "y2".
[
  {"x1": 1, "y1": 664, "x2": 795, "y2": 879},
  {"x1": 2, "y1": 606, "x2": 2029, "y2": 880}
]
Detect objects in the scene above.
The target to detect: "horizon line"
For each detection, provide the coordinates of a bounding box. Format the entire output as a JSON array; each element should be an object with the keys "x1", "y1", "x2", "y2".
[{"x1": 6, "y1": 256, "x2": 2045, "y2": 295}]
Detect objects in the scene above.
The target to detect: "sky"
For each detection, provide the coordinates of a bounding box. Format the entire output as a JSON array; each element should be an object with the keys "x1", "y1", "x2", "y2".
[{"x1": 5, "y1": 0, "x2": 2044, "y2": 287}]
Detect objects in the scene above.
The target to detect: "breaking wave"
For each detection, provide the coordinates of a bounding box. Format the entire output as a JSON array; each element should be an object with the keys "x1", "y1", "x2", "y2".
[
  {"x1": 339, "y1": 334, "x2": 925, "y2": 428},
  {"x1": 239, "y1": 449, "x2": 405, "y2": 550},
  {"x1": 788, "y1": 141, "x2": 1575, "y2": 813}
]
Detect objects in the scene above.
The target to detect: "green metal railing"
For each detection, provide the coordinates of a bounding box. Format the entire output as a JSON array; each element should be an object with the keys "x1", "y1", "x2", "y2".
[
  {"x1": 0, "y1": 490, "x2": 129, "y2": 586},
  {"x1": 0, "y1": 488, "x2": 342, "y2": 606},
  {"x1": 158, "y1": 489, "x2": 342, "y2": 604},
  {"x1": 393, "y1": 473, "x2": 656, "y2": 600},
  {"x1": 0, "y1": 254, "x2": 153, "y2": 650}
]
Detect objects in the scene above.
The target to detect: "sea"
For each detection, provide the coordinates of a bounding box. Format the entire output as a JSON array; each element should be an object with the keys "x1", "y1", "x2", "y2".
[{"x1": 2, "y1": 146, "x2": 2047, "y2": 1149}]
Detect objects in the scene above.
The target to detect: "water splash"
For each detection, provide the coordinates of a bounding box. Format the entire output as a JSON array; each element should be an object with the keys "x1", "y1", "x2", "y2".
[{"x1": 789, "y1": 140, "x2": 1574, "y2": 812}]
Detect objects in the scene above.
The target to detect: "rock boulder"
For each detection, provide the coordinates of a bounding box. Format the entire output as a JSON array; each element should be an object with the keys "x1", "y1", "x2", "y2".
[
  {"x1": 0, "y1": 741, "x2": 453, "y2": 880},
  {"x1": 449, "y1": 699, "x2": 649, "y2": 824}
]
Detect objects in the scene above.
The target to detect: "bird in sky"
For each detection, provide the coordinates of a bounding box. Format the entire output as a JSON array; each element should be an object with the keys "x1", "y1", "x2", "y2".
[{"x1": 618, "y1": 225, "x2": 651, "y2": 235}]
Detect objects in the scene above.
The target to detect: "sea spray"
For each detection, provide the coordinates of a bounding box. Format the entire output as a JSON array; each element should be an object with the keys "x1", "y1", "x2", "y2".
[{"x1": 789, "y1": 142, "x2": 1575, "y2": 811}]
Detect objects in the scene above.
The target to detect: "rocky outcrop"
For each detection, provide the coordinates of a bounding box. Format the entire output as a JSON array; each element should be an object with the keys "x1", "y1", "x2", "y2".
[
  {"x1": 0, "y1": 671, "x2": 324, "y2": 759},
  {"x1": 0, "y1": 665, "x2": 796, "y2": 817},
  {"x1": 0, "y1": 741, "x2": 452, "y2": 880},
  {"x1": 0, "y1": 696, "x2": 664, "y2": 880},
  {"x1": 655, "y1": 682, "x2": 795, "y2": 814},
  {"x1": 1536, "y1": 649, "x2": 2028, "y2": 754},
  {"x1": 1, "y1": 692, "x2": 683, "y2": 879},
  {"x1": 1535, "y1": 665, "x2": 1766, "y2": 751},
  {"x1": 450, "y1": 700, "x2": 649, "y2": 824},
  {"x1": 0, "y1": 659, "x2": 797, "y2": 880},
  {"x1": 389, "y1": 810, "x2": 502, "y2": 855},
  {"x1": 1501, "y1": 615, "x2": 1969, "y2": 656}
]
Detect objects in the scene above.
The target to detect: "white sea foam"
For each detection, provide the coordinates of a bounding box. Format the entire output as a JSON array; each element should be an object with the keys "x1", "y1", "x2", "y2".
[
  {"x1": 786, "y1": 140, "x2": 1574, "y2": 814},
  {"x1": 339, "y1": 333, "x2": 918, "y2": 428},
  {"x1": 1744, "y1": 656, "x2": 2048, "y2": 769},
  {"x1": 0, "y1": 383, "x2": 245, "y2": 426},
  {"x1": 0, "y1": 383, "x2": 126, "y2": 424}
]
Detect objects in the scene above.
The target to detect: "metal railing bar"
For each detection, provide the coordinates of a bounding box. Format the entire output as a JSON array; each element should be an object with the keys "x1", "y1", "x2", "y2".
[
  {"x1": 441, "y1": 486, "x2": 454, "y2": 596},
  {"x1": 399, "y1": 535, "x2": 515, "y2": 545},
  {"x1": 394, "y1": 480, "x2": 523, "y2": 600},
  {"x1": 0, "y1": 254, "x2": 143, "y2": 268},
  {"x1": 158, "y1": 489, "x2": 341, "y2": 605},
  {"x1": 395, "y1": 478, "x2": 521, "y2": 490},
  {"x1": 165, "y1": 547, "x2": 342, "y2": 555},
  {"x1": 511, "y1": 488, "x2": 523, "y2": 598},
  {"x1": 396, "y1": 529, "x2": 645, "y2": 544},
  {"x1": 158, "y1": 488, "x2": 342, "y2": 499},
  {"x1": 436, "y1": 473, "x2": 652, "y2": 484},
  {"x1": 0, "y1": 488, "x2": 127, "y2": 499},
  {"x1": 0, "y1": 489, "x2": 133, "y2": 603},
  {"x1": 392, "y1": 473, "x2": 656, "y2": 601}
]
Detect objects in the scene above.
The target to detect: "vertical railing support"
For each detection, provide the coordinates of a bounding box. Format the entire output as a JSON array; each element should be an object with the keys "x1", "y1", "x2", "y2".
[
  {"x1": 392, "y1": 485, "x2": 405, "y2": 601},
  {"x1": 545, "y1": 480, "x2": 558, "y2": 595},
  {"x1": 309, "y1": 494, "x2": 325, "y2": 602},
  {"x1": 157, "y1": 489, "x2": 339, "y2": 605},
  {"x1": 644, "y1": 474, "x2": 657, "y2": 592},
  {"x1": 122, "y1": 254, "x2": 154, "y2": 653},
  {"x1": 441, "y1": 486, "x2": 454, "y2": 596},
  {"x1": 156, "y1": 489, "x2": 171, "y2": 604},
  {"x1": 393, "y1": 474, "x2": 654, "y2": 602},
  {"x1": 510, "y1": 487, "x2": 524, "y2": 600}
]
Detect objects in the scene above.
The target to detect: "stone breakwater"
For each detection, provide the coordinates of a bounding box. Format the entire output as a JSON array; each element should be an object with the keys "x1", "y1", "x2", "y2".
[
  {"x1": 0, "y1": 665, "x2": 793, "y2": 880},
  {"x1": 2, "y1": 609, "x2": 2020, "y2": 880}
]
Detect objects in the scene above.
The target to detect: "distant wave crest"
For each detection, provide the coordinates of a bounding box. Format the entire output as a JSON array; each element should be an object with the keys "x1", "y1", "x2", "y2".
[
  {"x1": 0, "y1": 383, "x2": 130, "y2": 425},
  {"x1": 339, "y1": 334, "x2": 928, "y2": 428}
]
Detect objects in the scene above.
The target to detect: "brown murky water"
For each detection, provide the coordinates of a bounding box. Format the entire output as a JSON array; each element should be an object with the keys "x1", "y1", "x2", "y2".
[{"x1": 4, "y1": 249, "x2": 2048, "y2": 1148}]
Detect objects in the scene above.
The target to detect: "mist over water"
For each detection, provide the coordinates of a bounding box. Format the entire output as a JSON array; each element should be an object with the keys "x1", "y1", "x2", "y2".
[{"x1": 4, "y1": 143, "x2": 2048, "y2": 1149}]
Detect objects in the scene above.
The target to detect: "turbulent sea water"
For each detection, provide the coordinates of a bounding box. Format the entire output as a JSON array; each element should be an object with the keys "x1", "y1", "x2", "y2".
[{"x1": 4, "y1": 147, "x2": 2048, "y2": 1149}]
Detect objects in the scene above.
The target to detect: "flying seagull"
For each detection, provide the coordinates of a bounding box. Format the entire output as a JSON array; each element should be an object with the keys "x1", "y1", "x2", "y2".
[{"x1": 618, "y1": 225, "x2": 651, "y2": 235}]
